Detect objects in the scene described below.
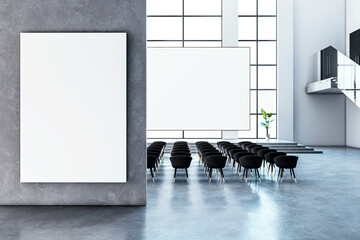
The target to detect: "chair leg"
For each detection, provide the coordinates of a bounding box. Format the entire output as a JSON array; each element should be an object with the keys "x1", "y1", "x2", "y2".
[
  {"x1": 220, "y1": 168, "x2": 225, "y2": 183},
  {"x1": 245, "y1": 168, "x2": 248, "y2": 183},
  {"x1": 242, "y1": 168, "x2": 246, "y2": 179},
  {"x1": 290, "y1": 169, "x2": 293, "y2": 180},
  {"x1": 209, "y1": 168, "x2": 212, "y2": 183},
  {"x1": 185, "y1": 168, "x2": 189, "y2": 183},
  {"x1": 173, "y1": 168, "x2": 177, "y2": 183},
  {"x1": 267, "y1": 163, "x2": 271, "y2": 175},
  {"x1": 292, "y1": 169, "x2": 297, "y2": 183},
  {"x1": 150, "y1": 168, "x2": 154, "y2": 183},
  {"x1": 256, "y1": 169, "x2": 261, "y2": 183},
  {"x1": 277, "y1": 167, "x2": 281, "y2": 180},
  {"x1": 280, "y1": 168, "x2": 283, "y2": 183}
]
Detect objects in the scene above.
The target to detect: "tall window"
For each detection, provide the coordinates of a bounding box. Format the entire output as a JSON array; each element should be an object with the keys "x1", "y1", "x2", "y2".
[{"x1": 147, "y1": 0, "x2": 277, "y2": 139}]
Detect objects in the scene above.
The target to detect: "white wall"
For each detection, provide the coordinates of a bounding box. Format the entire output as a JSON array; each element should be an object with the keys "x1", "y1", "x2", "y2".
[
  {"x1": 277, "y1": 0, "x2": 294, "y2": 141},
  {"x1": 345, "y1": 0, "x2": 360, "y2": 148},
  {"x1": 293, "y1": 0, "x2": 346, "y2": 146}
]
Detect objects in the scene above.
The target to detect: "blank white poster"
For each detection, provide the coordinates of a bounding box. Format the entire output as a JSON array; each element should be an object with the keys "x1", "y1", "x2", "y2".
[
  {"x1": 147, "y1": 47, "x2": 250, "y2": 130},
  {"x1": 20, "y1": 33, "x2": 127, "y2": 183}
]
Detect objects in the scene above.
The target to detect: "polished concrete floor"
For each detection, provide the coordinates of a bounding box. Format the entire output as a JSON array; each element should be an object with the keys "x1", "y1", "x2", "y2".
[{"x1": 1, "y1": 147, "x2": 360, "y2": 240}]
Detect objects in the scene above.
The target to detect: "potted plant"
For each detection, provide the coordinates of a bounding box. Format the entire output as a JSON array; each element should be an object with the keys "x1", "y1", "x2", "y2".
[{"x1": 260, "y1": 108, "x2": 274, "y2": 140}]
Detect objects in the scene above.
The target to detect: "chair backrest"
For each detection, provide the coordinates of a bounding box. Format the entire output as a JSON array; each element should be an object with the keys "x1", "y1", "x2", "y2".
[
  {"x1": 233, "y1": 152, "x2": 254, "y2": 162},
  {"x1": 241, "y1": 142, "x2": 253, "y2": 150},
  {"x1": 251, "y1": 146, "x2": 269, "y2": 154},
  {"x1": 169, "y1": 156, "x2": 192, "y2": 168},
  {"x1": 257, "y1": 149, "x2": 277, "y2": 158},
  {"x1": 239, "y1": 155, "x2": 263, "y2": 168},
  {"x1": 246, "y1": 144, "x2": 260, "y2": 152},
  {"x1": 264, "y1": 152, "x2": 287, "y2": 162},
  {"x1": 202, "y1": 151, "x2": 222, "y2": 159},
  {"x1": 171, "y1": 151, "x2": 191, "y2": 157},
  {"x1": 274, "y1": 156, "x2": 298, "y2": 168},
  {"x1": 147, "y1": 150, "x2": 160, "y2": 158},
  {"x1": 229, "y1": 149, "x2": 246, "y2": 159},
  {"x1": 217, "y1": 141, "x2": 230, "y2": 148},
  {"x1": 237, "y1": 141, "x2": 252, "y2": 147},
  {"x1": 204, "y1": 156, "x2": 227, "y2": 168},
  {"x1": 147, "y1": 155, "x2": 157, "y2": 168}
]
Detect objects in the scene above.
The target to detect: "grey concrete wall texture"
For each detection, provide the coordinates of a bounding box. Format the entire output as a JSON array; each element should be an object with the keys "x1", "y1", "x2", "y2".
[
  {"x1": 293, "y1": 0, "x2": 346, "y2": 146},
  {"x1": 0, "y1": 0, "x2": 146, "y2": 205}
]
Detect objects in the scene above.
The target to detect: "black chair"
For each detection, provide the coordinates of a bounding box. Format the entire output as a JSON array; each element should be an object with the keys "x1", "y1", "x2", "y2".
[
  {"x1": 237, "y1": 141, "x2": 252, "y2": 147},
  {"x1": 233, "y1": 152, "x2": 254, "y2": 176},
  {"x1": 257, "y1": 149, "x2": 277, "y2": 169},
  {"x1": 204, "y1": 156, "x2": 227, "y2": 183},
  {"x1": 239, "y1": 155, "x2": 262, "y2": 183},
  {"x1": 147, "y1": 155, "x2": 157, "y2": 183},
  {"x1": 251, "y1": 146, "x2": 269, "y2": 154},
  {"x1": 274, "y1": 156, "x2": 299, "y2": 183},
  {"x1": 246, "y1": 144, "x2": 261, "y2": 152},
  {"x1": 264, "y1": 152, "x2": 287, "y2": 176},
  {"x1": 229, "y1": 148, "x2": 246, "y2": 169},
  {"x1": 241, "y1": 142, "x2": 253, "y2": 150},
  {"x1": 169, "y1": 156, "x2": 192, "y2": 183}
]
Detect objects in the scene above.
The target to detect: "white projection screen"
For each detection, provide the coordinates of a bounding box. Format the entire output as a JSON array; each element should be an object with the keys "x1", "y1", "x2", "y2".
[
  {"x1": 20, "y1": 33, "x2": 127, "y2": 183},
  {"x1": 147, "y1": 47, "x2": 250, "y2": 130}
]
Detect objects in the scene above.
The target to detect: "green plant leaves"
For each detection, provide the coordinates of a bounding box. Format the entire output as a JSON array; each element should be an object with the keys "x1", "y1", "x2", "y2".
[{"x1": 261, "y1": 108, "x2": 267, "y2": 119}]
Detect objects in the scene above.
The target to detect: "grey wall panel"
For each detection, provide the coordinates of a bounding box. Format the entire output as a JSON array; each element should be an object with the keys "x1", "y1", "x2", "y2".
[
  {"x1": 0, "y1": 0, "x2": 146, "y2": 205},
  {"x1": 293, "y1": 0, "x2": 346, "y2": 146}
]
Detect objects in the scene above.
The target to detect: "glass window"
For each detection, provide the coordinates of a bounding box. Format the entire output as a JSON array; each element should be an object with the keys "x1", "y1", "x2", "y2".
[
  {"x1": 147, "y1": 17, "x2": 183, "y2": 40},
  {"x1": 238, "y1": 41, "x2": 256, "y2": 64},
  {"x1": 258, "y1": 41, "x2": 277, "y2": 64},
  {"x1": 238, "y1": 17, "x2": 257, "y2": 40},
  {"x1": 184, "y1": 41, "x2": 222, "y2": 47},
  {"x1": 184, "y1": 17, "x2": 222, "y2": 40},
  {"x1": 250, "y1": 90, "x2": 257, "y2": 113},
  {"x1": 250, "y1": 66, "x2": 257, "y2": 89},
  {"x1": 147, "y1": 0, "x2": 277, "y2": 140},
  {"x1": 258, "y1": 17, "x2": 277, "y2": 40},
  {"x1": 238, "y1": 0, "x2": 256, "y2": 15},
  {"x1": 184, "y1": 0, "x2": 221, "y2": 15},
  {"x1": 258, "y1": 0, "x2": 277, "y2": 15},
  {"x1": 258, "y1": 90, "x2": 276, "y2": 114},
  {"x1": 258, "y1": 66, "x2": 277, "y2": 89},
  {"x1": 184, "y1": 131, "x2": 222, "y2": 138},
  {"x1": 147, "y1": 0, "x2": 183, "y2": 15},
  {"x1": 147, "y1": 131, "x2": 183, "y2": 138}
]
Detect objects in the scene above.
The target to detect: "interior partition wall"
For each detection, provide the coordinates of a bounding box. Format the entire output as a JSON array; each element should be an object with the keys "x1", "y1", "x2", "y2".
[{"x1": 147, "y1": 0, "x2": 277, "y2": 139}]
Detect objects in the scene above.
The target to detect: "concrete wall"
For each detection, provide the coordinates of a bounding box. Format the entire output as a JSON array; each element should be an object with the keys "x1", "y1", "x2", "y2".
[
  {"x1": 345, "y1": 0, "x2": 360, "y2": 148},
  {"x1": 0, "y1": 0, "x2": 146, "y2": 205},
  {"x1": 293, "y1": 0, "x2": 346, "y2": 146}
]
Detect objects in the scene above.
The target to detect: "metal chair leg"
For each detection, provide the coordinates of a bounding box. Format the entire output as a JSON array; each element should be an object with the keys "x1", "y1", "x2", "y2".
[
  {"x1": 185, "y1": 168, "x2": 189, "y2": 183},
  {"x1": 173, "y1": 168, "x2": 177, "y2": 183},
  {"x1": 292, "y1": 169, "x2": 297, "y2": 183},
  {"x1": 150, "y1": 168, "x2": 154, "y2": 183},
  {"x1": 220, "y1": 168, "x2": 225, "y2": 183}
]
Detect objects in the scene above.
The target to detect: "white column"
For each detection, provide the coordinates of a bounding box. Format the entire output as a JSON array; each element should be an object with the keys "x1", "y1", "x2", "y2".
[
  {"x1": 222, "y1": 0, "x2": 239, "y2": 140},
  {"x1": 277, "y1": 0, "x2": 294, "y2": 141}
]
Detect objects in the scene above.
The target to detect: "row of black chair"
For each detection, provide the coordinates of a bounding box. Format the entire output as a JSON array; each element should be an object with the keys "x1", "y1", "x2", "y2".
[
  {"x1": 217, "y1": 141, "x2": 299, "y2": 183},
  {"x1": 196, "y1": 141, "x2": 226, "y2": 183},
  {"x1": 147, "y1": 141, "x2": 167, "y2": 182},
  {"x1": 169, "y1": 141, "x2": 192, "y2": 183}
]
